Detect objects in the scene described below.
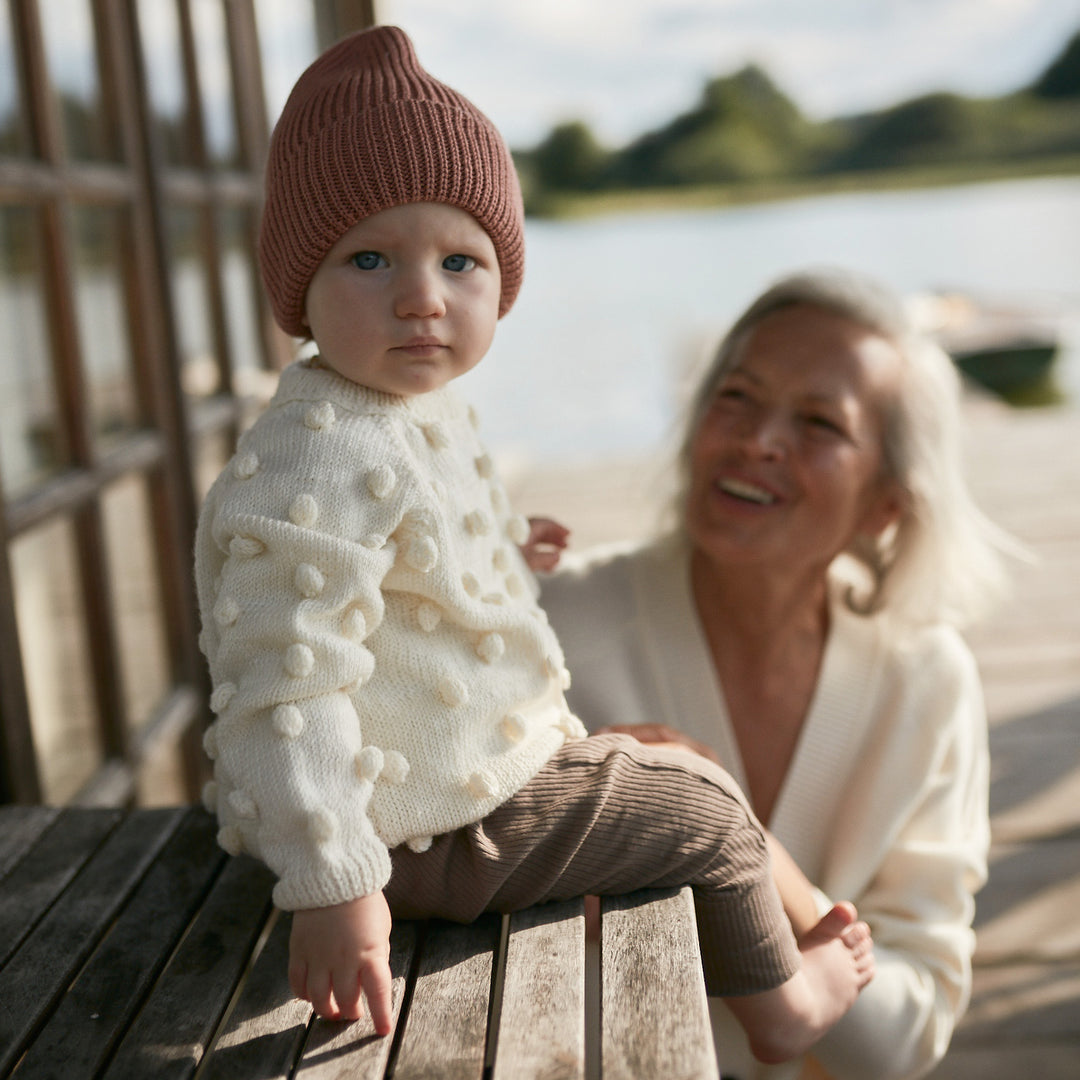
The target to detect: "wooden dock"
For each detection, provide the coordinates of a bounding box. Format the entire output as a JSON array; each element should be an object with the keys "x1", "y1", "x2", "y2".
[
  {"x1": 0, "y1": 807, "x2": 719, "y2": 1080},
  {"x1": 508, "y1": 398, "x2": 1080, "y2": 1077},
  {"x1": 933, "y1": 402, "x2": 1080, "y2": 1078}
]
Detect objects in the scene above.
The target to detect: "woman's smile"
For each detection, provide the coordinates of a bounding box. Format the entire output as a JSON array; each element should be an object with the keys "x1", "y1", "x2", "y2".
[
  {"x1": 686, "y1": 304, "x2": 902, "y2": 573},
  {"x1": 714, "y1": 475, "x2": 780, "y2": 507}
]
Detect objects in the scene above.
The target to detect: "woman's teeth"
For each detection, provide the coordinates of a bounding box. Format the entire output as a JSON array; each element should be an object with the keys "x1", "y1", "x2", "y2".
[{"x1": 718, "y1": 478, "x2": 776, "y2": 505}]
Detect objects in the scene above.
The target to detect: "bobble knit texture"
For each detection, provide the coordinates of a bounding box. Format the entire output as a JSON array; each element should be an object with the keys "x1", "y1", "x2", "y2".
[
  {"x1": 193, "y1": 361, "x2": 581, "y2": 910},
  {"x1": 259, "y1": 25, "x2": 525, "y2": 335}
]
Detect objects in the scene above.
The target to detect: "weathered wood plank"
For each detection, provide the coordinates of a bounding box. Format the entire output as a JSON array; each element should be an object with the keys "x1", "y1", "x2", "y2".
[
  {"x1": 99, "y1": 852, "x2": 276, "y2": 1080},
  {"x1": 0, "y1": 806, "x2": 724, "y2": 1080},
  {"x1": 292, "y1": 918, "x2": 421, "y2": 1080},
  {"x1": 0, "y1": 806, "x2": 59, "y2": 879},
  {"x1": 491, "y1": 899, "x2": 586, "y2": 1080},
  {"x1": 389, "y1": 915, "x2": 501, "y2": 1080},
  {"x1": 10, "y1": 808, "x2": 223, "y2": 1080},
  {"x1": 0, "y1": 807, "x2": 121, "y2": 968},
  {"x1": 199, "y1": 911, "x2": 311, "y2": 1080},
  {"x1": 0, "y1": 808, "x2": 182, "y2": 1075},
  {"x1": 601, "y1": 887, "x2": 719, "y2": 1080}
]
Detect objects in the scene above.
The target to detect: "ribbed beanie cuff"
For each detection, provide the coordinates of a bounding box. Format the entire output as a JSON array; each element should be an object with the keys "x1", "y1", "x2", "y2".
[{"x1": 259, "y1": 25, "x2": 525, "y2": 336}]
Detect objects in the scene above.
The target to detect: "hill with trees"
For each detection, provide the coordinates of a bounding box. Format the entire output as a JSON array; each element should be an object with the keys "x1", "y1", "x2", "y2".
[{"x1": 517, "y1": 28, "x2": 1080, "y2": 214}]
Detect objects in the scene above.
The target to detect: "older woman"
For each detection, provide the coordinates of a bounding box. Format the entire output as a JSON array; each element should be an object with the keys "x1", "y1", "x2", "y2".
[{"x1": 541, "y1": 269, "x2": 1012, "y2": 1080}]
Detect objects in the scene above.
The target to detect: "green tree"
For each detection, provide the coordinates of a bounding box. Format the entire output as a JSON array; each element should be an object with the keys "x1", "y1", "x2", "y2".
[
  {"x1": 610, "y1": 65, "x2": 813, "y2": 187},
  {"x1": 530, "y1": 120, "x2": 610, "y2": 190},
  {"x1": 517, "y1": 24, "x2": 1080, "y2": 212},
  {"x1": 1031, "y1": 30, "x2": 1080, "y2": 98},
  {"x1": 828, "y1": 92, "x2": 980, "y2": 171}
]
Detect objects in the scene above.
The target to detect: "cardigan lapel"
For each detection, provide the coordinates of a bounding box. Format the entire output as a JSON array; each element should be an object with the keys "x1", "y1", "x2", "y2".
[
  {"x1": 628, "y1": 537, "x2": 751, "y2": 796},
  {"x1": 767, "y1": 596, "x2": 885, "y2": 881},
  {"x1": 629, "y1": 539, "x2": 885, "y2": 885}
]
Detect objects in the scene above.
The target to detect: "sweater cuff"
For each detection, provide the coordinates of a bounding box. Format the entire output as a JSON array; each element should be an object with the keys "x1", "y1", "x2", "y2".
[{"x1": 271, "y1": 844, "x2": 393, "y2": 910}]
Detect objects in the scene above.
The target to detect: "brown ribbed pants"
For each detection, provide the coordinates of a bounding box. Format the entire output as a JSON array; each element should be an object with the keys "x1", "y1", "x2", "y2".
[{"x1": 384, "y1": 734, "x2": 800, "y2": 996}]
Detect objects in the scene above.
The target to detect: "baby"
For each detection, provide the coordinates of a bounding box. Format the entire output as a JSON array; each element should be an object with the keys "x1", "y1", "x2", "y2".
[{"x1": 194, "y1": 25, "x2": 872, "y2": 1064}]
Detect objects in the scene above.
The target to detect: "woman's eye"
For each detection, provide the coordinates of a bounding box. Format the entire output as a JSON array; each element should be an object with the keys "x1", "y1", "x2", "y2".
[
  {"x1": 806, "y1": 415, "x2": 842, "y2": 434},
  {"x1": 443, "y1": 253, "x2": 476, "y2": 272},
  {"x1": 715, "y1": 386, "x2": 750, "y2": 405},
  {"x1": 351, "y1": 251, "x2": 385, "y2": 270}
]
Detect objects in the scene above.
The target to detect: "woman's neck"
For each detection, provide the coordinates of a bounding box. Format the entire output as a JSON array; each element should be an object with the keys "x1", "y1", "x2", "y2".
[
  {"x1": 688, "y1": 546, "x2": 832, "y2": 825},
  {"x1": 688, "y1": 547, "x2": 830, "y2": 661}
]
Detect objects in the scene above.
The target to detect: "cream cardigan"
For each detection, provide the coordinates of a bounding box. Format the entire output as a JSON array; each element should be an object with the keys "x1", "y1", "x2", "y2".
[
  {"x1": 542, "y1": 536, "x2": 990, "y2": 1080},
  {"x1": 195, "y1": 361, "x2": 581, "y2": 911}
]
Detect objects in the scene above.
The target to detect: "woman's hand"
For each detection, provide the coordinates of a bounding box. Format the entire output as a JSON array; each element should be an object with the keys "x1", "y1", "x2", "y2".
[
  {"x1": 289, "y1": 890, "x2": 394, "y2": 1034},
  {"x1": 596, "y1": 723, "x2": 723, "y2": 766},
  {"x1": 520, "y1": 516, "x2": 570, "y2": 572}
]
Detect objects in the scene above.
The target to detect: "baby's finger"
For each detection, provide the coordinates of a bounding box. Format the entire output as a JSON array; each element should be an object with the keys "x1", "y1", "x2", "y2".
[
  {"x1": 360, "y1": 956, "x2": 395, "y2": 1036},
  {"x1": 307, "y1": 971, "x2": 340, "y2": 1020},
  {"x1": 527, "y1": 517, "x2": 570, "y2": 546},
  {"x1": 331, "y1": 964, "x2": 364, "y2": 1022},
  {"x1": 526, "y1": 549, "x2": 562, "y2": 572},
  {"x1": 288, "y1": 959, "x2": 310, "y2": 1004}
]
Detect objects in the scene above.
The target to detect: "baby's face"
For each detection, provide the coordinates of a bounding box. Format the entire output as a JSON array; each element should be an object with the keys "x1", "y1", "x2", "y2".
[{"x1": 302, "y1": 202, "x2": 502, "y2": 397}]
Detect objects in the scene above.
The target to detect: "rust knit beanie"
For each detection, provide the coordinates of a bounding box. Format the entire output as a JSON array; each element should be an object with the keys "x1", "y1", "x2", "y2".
[{"x1": 259, "y1": 25, "x2": 525, "y2": 336}]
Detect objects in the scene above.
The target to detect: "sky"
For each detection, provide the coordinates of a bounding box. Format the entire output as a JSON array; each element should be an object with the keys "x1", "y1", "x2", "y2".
[{"x1": 377, "y1": 0, "x2": 1080, "y2": 149}]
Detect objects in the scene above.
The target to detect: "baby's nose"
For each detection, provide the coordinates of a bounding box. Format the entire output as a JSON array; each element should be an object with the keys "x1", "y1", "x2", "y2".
[{"x1": 394, "y1": 269, "x2": 446, "y2": 319}]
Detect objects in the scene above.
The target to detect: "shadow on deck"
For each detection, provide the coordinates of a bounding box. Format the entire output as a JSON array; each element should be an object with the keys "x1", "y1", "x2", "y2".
[{"x1": 929, "y1": 695, "x2": 1080, "y2": 1078}]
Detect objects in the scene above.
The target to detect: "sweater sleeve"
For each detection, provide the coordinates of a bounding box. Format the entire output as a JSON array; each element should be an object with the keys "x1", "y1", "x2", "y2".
[
  {"x1": 195, "y1": 402, "x2": 418, "y2": 910},
  {"x1": 810, "y1": 627, "x2": 990, "y2": 1080}
]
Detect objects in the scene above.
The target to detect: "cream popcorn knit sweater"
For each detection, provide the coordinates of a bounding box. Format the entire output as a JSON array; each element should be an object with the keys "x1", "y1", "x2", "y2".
[{"x1": 195, "y1": 360, "x2": 583, "y2": 911}]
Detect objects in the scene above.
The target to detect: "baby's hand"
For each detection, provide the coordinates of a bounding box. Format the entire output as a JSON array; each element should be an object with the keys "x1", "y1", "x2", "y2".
[
  {"x1": 520, "y1": 516, "x2": 570, "y2": 572},
  {"x1": 289, "y1": 890, "x2": 394, "y2": 1034}
]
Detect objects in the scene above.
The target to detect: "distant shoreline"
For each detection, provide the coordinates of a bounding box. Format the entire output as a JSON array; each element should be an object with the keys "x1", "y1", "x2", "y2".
[{"x1": 527, "y1": 154, "x2": 1080, "y2": 219}]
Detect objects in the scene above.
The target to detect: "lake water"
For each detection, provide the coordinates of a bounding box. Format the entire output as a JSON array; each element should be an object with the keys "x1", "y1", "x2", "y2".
[{"x1": 459, "y1": 176, "x2": 1080, "y2": 465}]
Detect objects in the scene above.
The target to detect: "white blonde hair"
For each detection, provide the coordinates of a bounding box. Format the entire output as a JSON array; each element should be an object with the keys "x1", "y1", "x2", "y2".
[{"x1": 676, "y1": 268, "x2": 1017, "y2": 630}]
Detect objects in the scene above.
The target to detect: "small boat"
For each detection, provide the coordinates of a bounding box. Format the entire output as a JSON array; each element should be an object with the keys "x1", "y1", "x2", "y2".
[
  {"x1": 949, "y1": 337, "x2": 1058, "y2": 396},
  {"x1": 908, "y1": 292, "x2": 1060, "y2": 399}
]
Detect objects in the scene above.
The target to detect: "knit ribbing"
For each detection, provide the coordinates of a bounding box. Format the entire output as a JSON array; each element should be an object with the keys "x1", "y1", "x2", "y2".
[
  {"x1": 259, "y1": 25, "x2": 524, "y2": 336},
  {"x1": 384, "y1": 734, "x2": 801, "y2": 996}
]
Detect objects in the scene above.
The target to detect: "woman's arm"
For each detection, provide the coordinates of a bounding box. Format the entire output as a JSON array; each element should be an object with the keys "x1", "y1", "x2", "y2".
[
  {"x1": 765, "y1": 831, "x2": 825, "y2": 938},
  {"x1": 807, "y1": 629, "x2": 990, "y2": 1080}
]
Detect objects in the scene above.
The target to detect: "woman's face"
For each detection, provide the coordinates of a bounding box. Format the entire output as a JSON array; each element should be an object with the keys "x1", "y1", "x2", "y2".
[{"x1": 685, "y1": 303, "x2": 903, "y2": 578}]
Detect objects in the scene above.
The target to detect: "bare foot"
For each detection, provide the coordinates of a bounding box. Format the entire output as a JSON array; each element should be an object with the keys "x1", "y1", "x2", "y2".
[
  {"x1": 801, "y1": 900, "x2": 874, "y2": 990},
  {"x1": 727, "y1": 901, "x2": 874, "y2": 1064}
]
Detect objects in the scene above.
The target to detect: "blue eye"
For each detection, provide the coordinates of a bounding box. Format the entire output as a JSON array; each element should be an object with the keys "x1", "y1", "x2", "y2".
[
  {"x1": 351, "y1": 251, "x2": 385, "y2": 270},
  {"x1": 443, "y1": 254, "x2": 476, "y2": 272}
]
